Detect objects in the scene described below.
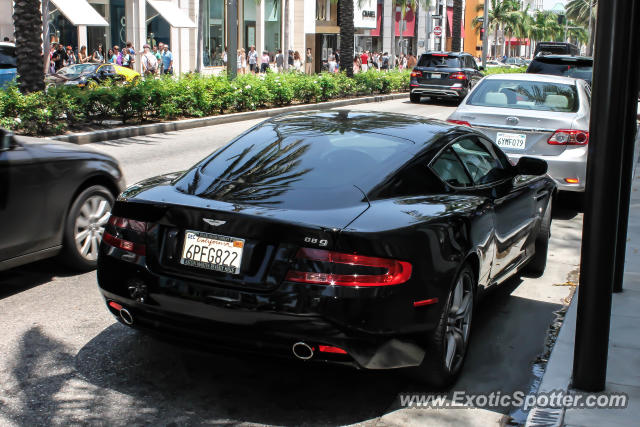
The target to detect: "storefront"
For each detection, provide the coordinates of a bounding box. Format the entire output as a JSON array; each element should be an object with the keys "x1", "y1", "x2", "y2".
[
  {"x1": 354, "y1": 0, "x2": 382, "y2": 54},
  {"x1": 394, "y1": 4, "x2": 415, "y2": 55}
]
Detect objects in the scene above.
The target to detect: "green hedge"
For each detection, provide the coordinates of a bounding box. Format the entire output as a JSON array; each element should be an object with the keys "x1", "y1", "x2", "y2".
[
  {"x1": 482, "y1": 66, "x2": 527, "y2": 76},
  {"x1": 0, "y1": 70, "x2": 410, "y2": 136}
]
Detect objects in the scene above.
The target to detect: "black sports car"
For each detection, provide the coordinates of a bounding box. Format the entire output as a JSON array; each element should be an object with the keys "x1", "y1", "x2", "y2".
[
  {"x1": 0, "y1": 129, "x2": 125, "y2": 271},
  {"x1": 97, "y1": 111, "x2": 554, "y2": 387}
]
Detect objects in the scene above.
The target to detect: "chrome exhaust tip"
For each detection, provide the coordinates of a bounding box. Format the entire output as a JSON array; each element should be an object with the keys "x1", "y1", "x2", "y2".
[
  {"x1": 292, "y1": 342, "x2": 314, "y2": 360},
  {"x1": 119, "y1": 308, "x2": 134, "y2": 326}
]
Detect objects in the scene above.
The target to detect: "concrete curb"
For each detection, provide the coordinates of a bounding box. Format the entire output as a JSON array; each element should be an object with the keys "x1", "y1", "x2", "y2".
[{"x1": 51, "y1": 92, "x2": 408, "y2": 145}]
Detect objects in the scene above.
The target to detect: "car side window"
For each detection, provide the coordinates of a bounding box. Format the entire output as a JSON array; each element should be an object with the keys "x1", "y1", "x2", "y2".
[
  {"x1": 451, "y1": 138, "x2": 511, "y2": 185},
  {"x1": 431, "y1": 147, "x2": 473, "y2": 188}
]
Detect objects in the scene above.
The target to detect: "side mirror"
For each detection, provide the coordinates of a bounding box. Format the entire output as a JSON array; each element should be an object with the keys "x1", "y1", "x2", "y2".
[
  {"x1": 0, "y1": 128, "x2": 13, "y2": 152},
  {"x1": 515, "y1": 156, "x2": 547, "y2": 176}
]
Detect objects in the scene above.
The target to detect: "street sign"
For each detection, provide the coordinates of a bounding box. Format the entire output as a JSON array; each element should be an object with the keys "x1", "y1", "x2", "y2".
[{"x1": 433, "y1": 26, "x2": 442, "y2": 37}]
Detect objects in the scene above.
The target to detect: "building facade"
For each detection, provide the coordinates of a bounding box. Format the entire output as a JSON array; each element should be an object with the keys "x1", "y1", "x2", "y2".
[{"x1": 0, "y1": 0, "x2": 461, "y2": 76}]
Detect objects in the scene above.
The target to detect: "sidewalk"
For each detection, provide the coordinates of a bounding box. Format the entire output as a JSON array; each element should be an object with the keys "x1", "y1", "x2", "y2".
[{"x1": 526, "y1": 128, "x2": 640, "y2": 427}]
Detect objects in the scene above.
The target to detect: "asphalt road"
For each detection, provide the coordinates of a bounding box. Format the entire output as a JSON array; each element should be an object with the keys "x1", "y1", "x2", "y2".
[{"x1": 0, "y1": 98, "x2": 583, "y2": 426}]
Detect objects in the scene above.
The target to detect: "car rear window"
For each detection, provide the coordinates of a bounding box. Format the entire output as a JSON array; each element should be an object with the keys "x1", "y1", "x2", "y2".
[
  {"x1": 0, "y1": 46, "x2": 16, "y2": 68},
  {"x1": 527, "y1": 59, "x2": 592, "y2": 82},
  {"x1": 417, "y1": 54, "x2": 461, "y2": 68},
  {"x1": 467, "y1": 79, "x2": 580, "y2": 112},
  {"x1": 200, "y1": 124, "x2": 413, "y2": 189}
]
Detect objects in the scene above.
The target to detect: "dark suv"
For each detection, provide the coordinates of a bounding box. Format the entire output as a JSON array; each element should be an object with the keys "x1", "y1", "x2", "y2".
[
  {"x1": 527, "y1": 55, "x2": 593, "y2": 85},
  {"x1": 409, "y1": 52, "x2": 484, "y2": 103}
]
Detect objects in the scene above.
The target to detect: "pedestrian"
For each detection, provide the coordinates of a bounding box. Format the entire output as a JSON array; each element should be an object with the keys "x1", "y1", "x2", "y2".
[
  {"x1": 305, "y1": 48, "x2": 313, "y2": 74},
  {"x1": 162, "y1": 44, "x2": 173, "y2": 74},
  {"x1": 237, "y1": 49, "x2": 244, "y2": 75},
  {"x1": 407, "y1": 54, "x2": 417, "y2": 69},
  {"x1": 288, "y1": 50, "x2": 294, "y2": 68},
  {"x1": 222, "y1": 47, "x2": 227, "y2": 68},
  {"x1": 65, "y1": 46, "x2": 76, "y2": 66},
  {"x1": 92, "y1": 44, "x2": 104, "y2": 63},
  {"x1": 260, "y1": 51, "x2": 270, "y2": 73},
  {"x1": 353, "y1": 55, "x2": 361, "y2": 73},
  {"x1": 121, "y1": 46, "x2": 131, "y2": 68},
  {"x1": 275, "y1": 49, "x2": 284, "y2": 73},
  {"x1": 381, "y1": 52, "x2": 389, "y2": 71},
  {"x1": 334, "y1": 49, "x2": 340, "y2": 68},
  {"x1": 293, "y1": 51, "x2": 302, "y2": 72},
  {"x1": 248, "y1": 45, "x2": 258, "y2": 73},
  {"x1": 126, "y1": 42, "x2": 136, "y2": 69},
  {"x1": 360, "y1": 51, "x2": 369, "y2": 72},
  {"x1": 107, "y1": 48, "x2": 114, "y2": 63},
  {"x1": 141, "y1": 44, "x2": 158, "y2": 76},
  {"x1": 328, "y1": 55, "x2": 338, "y2": 73},
  {"x1": 78, "y1": 45, "x2": 89, "y2": 64},
  {"x1": 51, "y1": 43, "x2": 68, "y2": 72},
  {"x1": 153, "y1": 45, "x2": 162, "y2": 74}
]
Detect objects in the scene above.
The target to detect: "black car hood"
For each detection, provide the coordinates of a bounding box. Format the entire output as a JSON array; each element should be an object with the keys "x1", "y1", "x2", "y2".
[{"x1": 120, "y1": 170, "x2": 370, "y2": 230}]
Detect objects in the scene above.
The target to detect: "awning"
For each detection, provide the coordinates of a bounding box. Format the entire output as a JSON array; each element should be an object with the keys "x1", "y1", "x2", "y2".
[
  {"x1": 50, "y1": 0, "x2": 108, "y2": 26},
  {"x1": 146, "y1": 0, "x2": 198, "y2": 28},
  {"x1": 506, "y1": 37, "x2": 530, "y2": 46}
]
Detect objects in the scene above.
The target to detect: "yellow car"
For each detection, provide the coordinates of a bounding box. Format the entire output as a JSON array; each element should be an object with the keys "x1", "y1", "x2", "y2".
[{"x1": 46, "y1": 63, "x2": 141, "y2": 88}]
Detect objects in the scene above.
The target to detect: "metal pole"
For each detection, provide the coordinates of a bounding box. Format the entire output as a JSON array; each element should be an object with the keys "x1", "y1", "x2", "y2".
[
  {"x1": 612, "y1": 0, "x2": 640, "y2": 294},
  {"x1": 572, "y1": 0, "x2": 640, "y2": 391},
  {"x1": 482, "y1": 0, "x2": 489, "y2": 68},
  {"x1": 227, "y1": 0, "x2": 238, "y2": 79},
  {"x1": 587, "y1": 0, "x2": 594, "y2": 56}
]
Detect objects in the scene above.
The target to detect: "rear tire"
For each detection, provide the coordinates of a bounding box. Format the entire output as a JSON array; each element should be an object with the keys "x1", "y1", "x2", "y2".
[
  {"x1": 412, "y1": 264, "x2": 476, "y2": 388},
  {"x1": 524, "y1": 198, "x2": 552, "y2": 277},
  {"x1": 61, "y1": 185, "x2": 114, "y2": 271},
  {"x1": 410, "y1": 93, "x2": 421, "y2": 103}
]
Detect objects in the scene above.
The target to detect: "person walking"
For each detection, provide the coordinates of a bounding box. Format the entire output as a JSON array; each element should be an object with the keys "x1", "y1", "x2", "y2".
[
  {"x1": 305, "y1": 48, "x2": 313, "y2": 74},
  {"x1": 78, "y1": 46, "x2": 89, "y2": 64},
  {"x1": 51, "y1": 44, "x2": 68, "y2": 72},
  {"x1": 360, "y1": 51, "x2": 369, "y2": 72},
  {"x1": 407, "y1": 54, "x2": 417, "y2": 69},
  {"x1": 161, "y1": 44, "x2": 173, "y2": 74},
  {"x1": 92, "y1": 44, "x2": 104, "y2": 63},
  {"x1": 293, "y1": 51, "x2": 302, "y2": 72},
  {"x1": 65, "y1": 46, "x2": 76, "y2": 66},
  {"x1": 237, "y1": 49, "x2": 244, "y2": 75},
  {"x1": 275, "y1": 49, "x2": 284, "y2": 73},
  {"x1": 353, "y1": 55, "x2": 361, "y2": 73},
  {"x1": 248, "y1": 45, "x2": 258, "y2": 73},
  {"x1": 260, "y1": 51, "x2": 270, "y2": 73},
  {"x1": 141, "y1": 44, "x2": 158, "y2": 76},
  {"x1": 121, "y1": 46, "x2": 131, "y2": 68},
  {"x1": 126, "y1": 42, "x2": 136, "y2": 69},
  {"x1": 328, "y1": 55, "x2": 338, "y2": 73},
  {"x1": 152, "y1": 45, "x2": 162, "y2": 74}
]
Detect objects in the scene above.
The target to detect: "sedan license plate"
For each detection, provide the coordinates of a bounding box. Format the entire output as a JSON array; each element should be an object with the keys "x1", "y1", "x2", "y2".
[
  {"x1": 496, "y1": 132, "x2": 527, "y2": 150},
  {"x1": 430, "y1": 73, "x2": 442, "y2": 79},
  {"x1": 180, "y1": 230, "x2": 244, "y2": 274}
]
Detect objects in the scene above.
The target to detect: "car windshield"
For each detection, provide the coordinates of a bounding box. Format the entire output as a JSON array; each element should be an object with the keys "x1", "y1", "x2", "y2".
[
  {"x1": 0, "y1": 45, "x2": 16, "y2": 69},
  {"x1": 467, "y1": 79, "x2": 580, "y2": 112},
  {"x1": 418, "y1": 54, "x2": 461, "y2": 68},
  {"x1": 528, "y1": 59, "x2": 592, "y2": 82},
  {"x1": 199, "y1": 124, "x2": 412, "y2": 189},
  {"x1": 58, "y1": 63, "x2": 98, "y2": 77}
]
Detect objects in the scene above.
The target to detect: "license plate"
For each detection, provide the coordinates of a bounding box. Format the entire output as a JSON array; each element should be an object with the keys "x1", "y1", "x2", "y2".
[
  {"x1": 430, "y1": 73, "x2": 442, "y2": 79},
  {"x1": 180, "y1": 230, "x2": 244, "y2": 274},
  {"x1": 496, "y1": 132, "x2": 527, "y2": 150}
]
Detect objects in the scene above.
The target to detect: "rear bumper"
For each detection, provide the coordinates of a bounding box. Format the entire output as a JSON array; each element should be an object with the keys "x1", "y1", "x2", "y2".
[
  {"x1": 97, "y1": 254, "x2": 435, "y2": 370},
  {"x1": 506, "y1": 149, "x2": 587, "y2": 192},
  {"x1": 410, "y1": 84, "x2": 466, "y2": 98}
]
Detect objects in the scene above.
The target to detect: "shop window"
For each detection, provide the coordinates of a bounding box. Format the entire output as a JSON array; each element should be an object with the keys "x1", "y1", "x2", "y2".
[
  {"x1": 265, "y1": 0, "x2": 282, "y2": 54},
  {"x1": 243, "y1": 0, "x2": 257, "y2": 52},
  {"x1": 203, "y1": 0, "x2": 225, "y2": 66}
]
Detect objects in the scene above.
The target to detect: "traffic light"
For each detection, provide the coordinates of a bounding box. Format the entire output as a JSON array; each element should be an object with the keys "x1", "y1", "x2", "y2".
[{"x1": 480, "y1": 28, "x2": 484, "y2": 41}]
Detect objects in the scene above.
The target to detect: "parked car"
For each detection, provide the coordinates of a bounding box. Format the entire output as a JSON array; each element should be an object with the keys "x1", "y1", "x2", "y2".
[
  {"x1": 447, "y1": 73, "x2": 591, "y2": 193},
  {"x1": 97, "y1": 111, "x2": 554, "y2": 387},
  {"x1": 0, "y1": 129, "x2": 126, "y2": 272},
  {"x1": 505, "y1": 57, "x2": 527, "y2": 67},
  {"x1": 534, "y1": 42, "x2": 580, "y2": 57},
  {"x1": 410, "y1": 52, "x2": 485, "y2": 103},
  {"x1": 45, "y1": 63, "x2": 140, "y2": 89},
  {"x1": 0, "y1": 42, "x2": 17, "y2": 88},
  {"x1": 527, "y1": 55, "x2": 593, "y2": 85},
  {"x1": 484, "y1": 59, "x2": 513, "y2": 69}
]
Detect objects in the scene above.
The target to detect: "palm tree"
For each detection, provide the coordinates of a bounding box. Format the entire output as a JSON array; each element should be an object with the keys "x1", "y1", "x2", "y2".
[
  {"x1": 510, "y1": 5, "x2": 532, "y2": 58},
  {"x1": 566, "y1": 0, "x2": 597, "y2": 54},
  {"x1": 338, "y1": 0, "x2": 355, "y2": 77},
  {"x1": 530, "y1": 10, "x2": 563, "y2": 51},
  {"x1": 393, "y1": 0, "x2": 430, "y2": 63},
  {"x1": 473, "y1": 0, "x2": 519, "y2": 58},
  {"x1": 451, "y1": 0, "x2": 463, "y2": 51},
  {"x1": 13, "y1": 0, "x2": 45, "y2": 93}
]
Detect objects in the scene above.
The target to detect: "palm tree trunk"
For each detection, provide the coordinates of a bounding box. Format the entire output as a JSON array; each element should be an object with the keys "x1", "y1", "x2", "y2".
[
  {"x1": 451, "y1": 0, "x2": 463, "y2": 51},
  {"x1": 339, "y1": 0, "x2": 354, "y2": 76},
  {"x1": 284, "y1": 0, "x2": 290, "y2": 70},
  {"x1": 14, "y1": 0, "x2": 45, "y2": 93}
]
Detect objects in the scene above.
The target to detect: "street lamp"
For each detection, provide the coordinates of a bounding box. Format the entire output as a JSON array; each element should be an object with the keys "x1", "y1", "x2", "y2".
[{"x1": 482, "y1": 0, "x2": 489, "y2": 68}]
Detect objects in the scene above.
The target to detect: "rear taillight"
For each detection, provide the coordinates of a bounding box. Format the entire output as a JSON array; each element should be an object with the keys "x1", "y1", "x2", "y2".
[
  {"x1": 548, "y1": 129, "x2": 589, "y2": 145},
  {"x1": 103, "y1": 215, "x2": 147, "y2": 256},
  {"x1": 285, "y1": 248, "x2": 412, "y2": 287},
  {"x1": 411, "y1": 70, "x2": 422, "y2": 78},
  {"x1": 449, "y1": 72, "x2": 467, "y2": 80},
  {"x1": 447, "y1": 119, "x2": 472, "y2": 127}
]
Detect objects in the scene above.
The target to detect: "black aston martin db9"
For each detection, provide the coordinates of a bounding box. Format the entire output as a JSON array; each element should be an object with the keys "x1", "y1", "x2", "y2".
[{"x1": 97, "y1": 111, "x2": 554, "y2": 387}]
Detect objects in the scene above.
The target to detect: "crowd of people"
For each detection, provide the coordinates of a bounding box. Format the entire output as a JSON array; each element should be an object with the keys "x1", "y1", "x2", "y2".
[{"x1": 46, "y1": 41, "x2": 174, "y2": 75}]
